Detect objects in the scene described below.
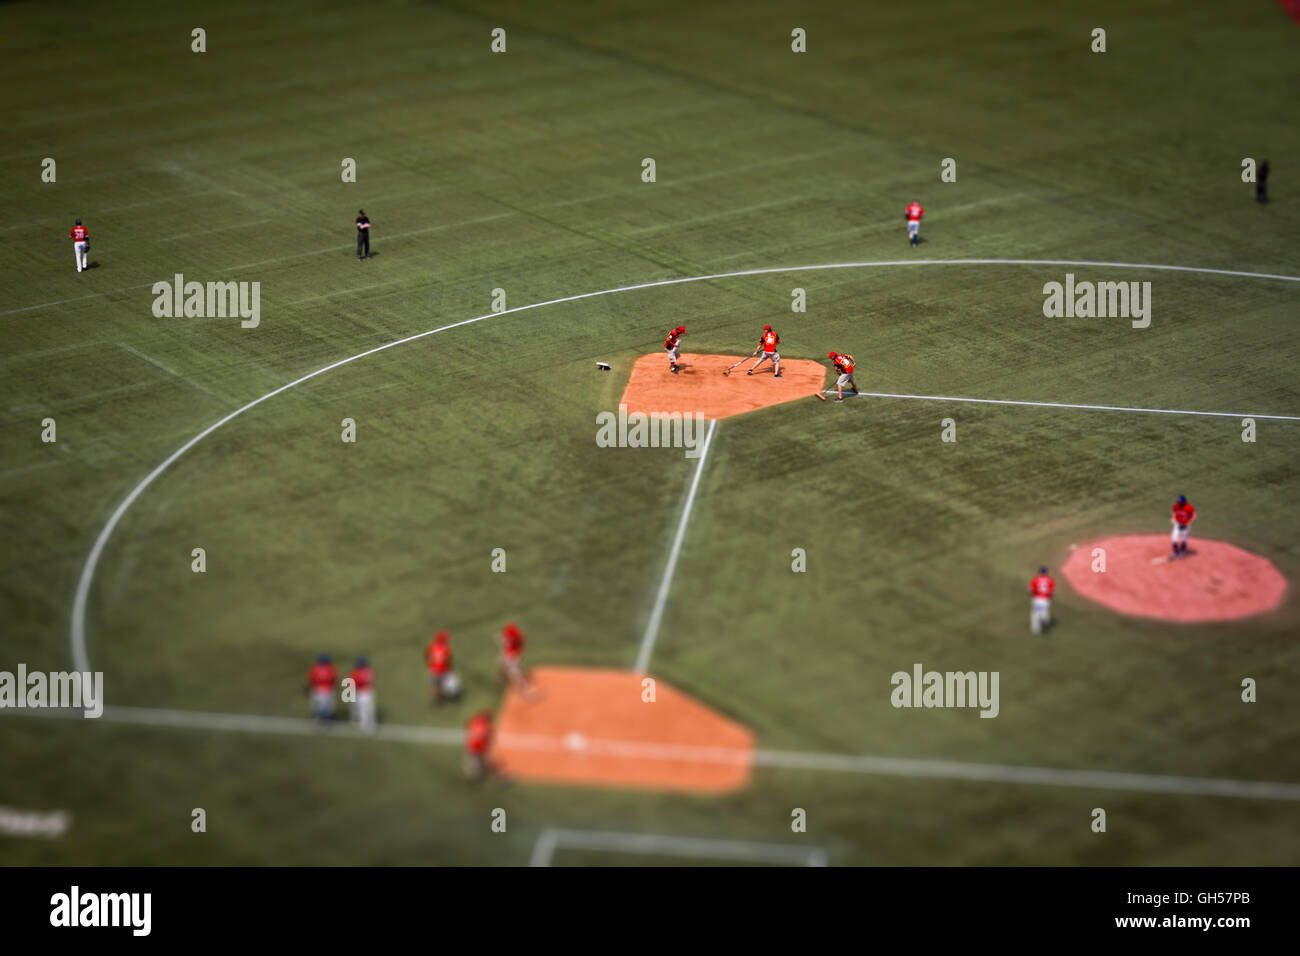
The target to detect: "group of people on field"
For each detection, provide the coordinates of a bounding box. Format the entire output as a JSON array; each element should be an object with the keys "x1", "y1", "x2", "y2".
[{"x1": 305, "y1": 622, "x2": 532, "y2": 779}]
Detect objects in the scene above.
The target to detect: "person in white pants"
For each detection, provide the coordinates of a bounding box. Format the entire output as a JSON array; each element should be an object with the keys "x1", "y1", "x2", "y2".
[
  {"x1": 1029, "y1": 566, "x2": 1055, "y2": 635},
  {"x1": 69, "y1": 219, "x2": 89, "y2": 272},
  {"x1": 349, "y1": 657, "x2": 377, "y2": 732}
]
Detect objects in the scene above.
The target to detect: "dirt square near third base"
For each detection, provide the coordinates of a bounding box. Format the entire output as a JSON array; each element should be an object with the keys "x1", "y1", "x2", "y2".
[{"x1": 621, "y1": 352, "x2": 828, "y2": 420}]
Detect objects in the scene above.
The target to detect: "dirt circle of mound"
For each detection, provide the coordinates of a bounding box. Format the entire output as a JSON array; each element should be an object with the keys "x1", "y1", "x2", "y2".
[{"x1": 1062, "y1": 535, "x2": 1286, "y2": 623}]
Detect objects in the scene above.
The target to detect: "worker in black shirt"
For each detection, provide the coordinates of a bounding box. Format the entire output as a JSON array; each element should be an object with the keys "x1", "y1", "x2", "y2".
[{"x1": 356, "y1": 209, "x2": 371, "y2": 260}]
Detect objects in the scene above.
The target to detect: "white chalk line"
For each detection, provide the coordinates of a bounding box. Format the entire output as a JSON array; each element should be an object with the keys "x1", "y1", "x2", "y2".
[
  {"x1": 117, "y1": 343, "x2": 228, "y2": 403},
  {"x1": 10, "y1": 253, "x2": 1299, "y2": 319},
  {"x1": 0, "y1": 190, "x2": 229, "y2": 235},
  {"x1": 0, "y1": 459, "x2": 67, "y2": 481},
  {"x1": 0, "y1": 212, "x2": 519, "y2": 318},
  {"x1": 635, "y1": 417, "x2": 719, "y2": 674},
  {"x1": 839, "y1": 391, "x2": 1300, "y2": 422},
  {"x1": 0, "y1": 704, "x2": 463, "y2": 745},
  {"x1": 6, "y1": 704, "x2": 1298, "y2": 802},
  {"x1": 69, "y1": 258, "x2": 1300, "y2": 678},
  {"x1": 157, "y1": 218, "x2": 276, "y2": 242},
  {"x1": 530, "y1": 828, "x2": 827, "y2": 866}
]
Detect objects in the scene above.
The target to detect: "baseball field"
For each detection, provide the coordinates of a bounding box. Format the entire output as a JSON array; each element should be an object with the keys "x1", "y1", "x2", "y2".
[{"x1": 2, "y1": 0, "x2": 1298, "y2": 866}]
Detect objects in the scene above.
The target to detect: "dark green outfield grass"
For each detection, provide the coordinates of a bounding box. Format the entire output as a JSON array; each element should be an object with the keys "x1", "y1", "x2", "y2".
[{"x1": 1, "y1": 0, "x2": 1298, "y2": 865}]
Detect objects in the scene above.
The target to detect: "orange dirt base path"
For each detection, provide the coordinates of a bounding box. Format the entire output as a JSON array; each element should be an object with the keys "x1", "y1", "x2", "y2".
[
  {"x1": 494, "y1": 667, "x2": 755, "y2": 794},
  {"x1": 1062, "y1": 535, "x2": 1287, "y2": 623},
  {"x1": 621, "y1": 352, "x2": 827, "y2": 420}
]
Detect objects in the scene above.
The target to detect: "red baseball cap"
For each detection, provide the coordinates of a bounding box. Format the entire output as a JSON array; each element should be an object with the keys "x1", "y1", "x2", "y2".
[
  {"x1": 434, "y1": 630, "x2": 449, "y2": 644},
  {"x1": 676, "y1": 326, "x2": 685, "y2": 333},
  {"x1": 828, "y1": 352, "x2": 837, "y2": 359},
  {"x1": 764, "y1": 325, "x2": 771, "y2": 331},
  {"x1": 504, "y1": 622, "x2": 522, "y2": 637}
]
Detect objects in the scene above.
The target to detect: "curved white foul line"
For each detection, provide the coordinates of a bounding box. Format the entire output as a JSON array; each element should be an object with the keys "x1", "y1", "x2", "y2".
[{"x1": 70, "y1": 258, "x2": 1300, "y2": 672}]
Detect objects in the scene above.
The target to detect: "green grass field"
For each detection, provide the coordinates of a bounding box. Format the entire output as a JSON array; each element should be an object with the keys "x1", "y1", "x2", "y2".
[{"x1": 2, "y1": 0, "x2": 1298, "y2": 865}]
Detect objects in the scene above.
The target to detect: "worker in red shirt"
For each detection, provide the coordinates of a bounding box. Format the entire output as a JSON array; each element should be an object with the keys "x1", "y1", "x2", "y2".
[
  {"x1": 425, "y1": 631, "x2": 460, "y2": 704},
  {"x1": 498, "y1": 622, "x2": 533, "y2": 694},
  {"x1": 306, "y1": 653, "x2": 338, "y2": 722},
  {"x1": 464, "y1": 709, "x2": 494, "y2": 780},
  {"x1": 828, "y1": 351, "x2": 858, "y2": 403},
  {"x1": 348, "y1": 657, "x2": 376, "y2": 731},
  {"x1": 1170, "y1": 495, "x2": 1196, "y2": 559},
  {"x1": 69, "y1": 218, "x2": 89, "y2": 273},
  {"x1": 664, "y1": 325, "x2": 684, "y2": 374},
  {"x1": 746, "y1": 325, "x2": 782, "y2": 377},
  {"x1": 905, "y1": 201, "x2": 924, "y2": 247},
  {"x1": 1029, "y1": 566, "x2": 1056, "y2": 635}
]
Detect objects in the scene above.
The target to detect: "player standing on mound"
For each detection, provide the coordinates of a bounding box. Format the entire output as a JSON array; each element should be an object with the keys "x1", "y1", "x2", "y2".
[
  {"x1": 69, "y1": 219, "x2": 89, "y2": 273},
  {"x1": 828, "y1": 351, "x2": 858, "y2": 402},
  {"x1": 1029, "y1": 566, "x2": 1055, "y2": 635},
  {"x1": 746, "y1": 325, "x2": 782, "y2": 377},
  {"x1": 1170, "y1": 495, "x2": 1196, "y2": 559},
  {"x1": 905, "y1": 200, "x2": 924, "y2": 247},
  {"x1": 664, "y1": 325, "x2": 684, "y2": 373}
]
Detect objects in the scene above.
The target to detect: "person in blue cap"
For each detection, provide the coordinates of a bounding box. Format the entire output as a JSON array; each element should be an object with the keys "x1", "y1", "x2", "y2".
[{"x1": 1171, "y1": 495, "x2": 1196, "y2": 559}]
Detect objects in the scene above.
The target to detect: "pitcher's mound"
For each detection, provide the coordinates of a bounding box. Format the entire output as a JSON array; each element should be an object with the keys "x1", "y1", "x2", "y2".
[
  {"x1": 622, "y1": 353, "x2": 826, "y2": 420},
  {"x1": 1062, "y1": 535, "x2": 1287, "y2": 622},
  {"x1": 495, "y1": 667, "x2": 754, "y2": 793}
]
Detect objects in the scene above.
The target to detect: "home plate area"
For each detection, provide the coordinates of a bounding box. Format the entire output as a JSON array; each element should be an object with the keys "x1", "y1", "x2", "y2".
[{"x1": 494, "y1": 667, "x2": 755, "y2": 793}]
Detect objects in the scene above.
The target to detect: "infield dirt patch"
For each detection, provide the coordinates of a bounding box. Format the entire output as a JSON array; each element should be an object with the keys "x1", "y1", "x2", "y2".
[
  {"x1": 1062, "y1": 535, "x2": 1287, "y2": 623},
  {"x1": 494, "y1": 667, "x2": 755, "y2": 793},
  {"x1": 620, "y1": 352, "x2": 827, "y2": 420}
]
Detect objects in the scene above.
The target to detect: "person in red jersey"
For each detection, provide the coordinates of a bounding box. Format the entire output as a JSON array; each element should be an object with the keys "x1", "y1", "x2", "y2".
[
  {"x1": 664, "y1": 325, "x2": 684, "y2": 374},
  {"x1": 425, "y1": 631, "x2": 460, "y2": 704},
  {"x1": 348, "y1": 657, "x2": 377, "y2": 731},
  {"x1": 498, "y1": 622, "x2": 531, "y2": 691},
  {"x1": 1170, "y1": 495, "x2": 1196, "y2": 559},
  {"x1": 905, "y1": 200, "x2": 924, "y2": 247},
  {"x1": 746, "y1": 325, "x2": 782, "y2": 377},
  {"x1": 69, "y1": 218, "x2": 89, "y2": 273},
  {"x1": 827, "y1": 351, "x2": 858, "y2": 402},
  {"x1": 1029, "y1": 566, "x2": 1056, "y2": 635},
  {"x1": 464, "y1": 709, "x2": 495, "y2": 780},
  {"x1": 306, "y1": 653, "x2": 338, "y2": 722}
]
